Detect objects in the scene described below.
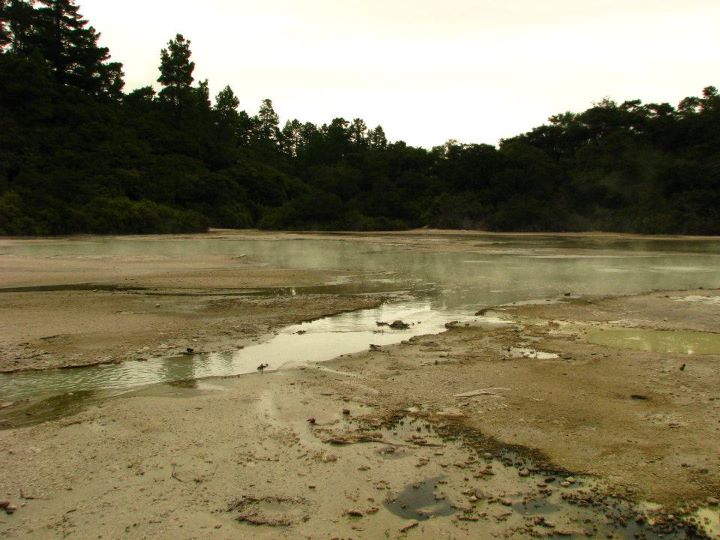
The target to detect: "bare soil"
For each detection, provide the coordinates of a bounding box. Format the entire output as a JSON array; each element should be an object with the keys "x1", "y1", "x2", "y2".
[{"x1": 1, "y1": 231, "x2": 718, "y2": 539}]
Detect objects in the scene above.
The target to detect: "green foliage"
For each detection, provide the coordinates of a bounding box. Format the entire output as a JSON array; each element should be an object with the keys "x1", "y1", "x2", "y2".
[
  {"x1": 158, "y1": 34, "x2": 194, "y2": 110},
  {"x1": 0, "y1": 0, "x2": 719, "y2": 236}
]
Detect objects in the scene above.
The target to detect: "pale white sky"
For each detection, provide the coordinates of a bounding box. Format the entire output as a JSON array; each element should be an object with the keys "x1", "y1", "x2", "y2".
[{"x1": 80, "y1": 0, "x2": 719, "y2": 148}]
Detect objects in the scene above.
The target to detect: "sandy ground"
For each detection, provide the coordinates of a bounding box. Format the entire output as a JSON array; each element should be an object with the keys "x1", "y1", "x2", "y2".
[{"x1": 1, "y1": 231, "x2": 719, "y2": 538}]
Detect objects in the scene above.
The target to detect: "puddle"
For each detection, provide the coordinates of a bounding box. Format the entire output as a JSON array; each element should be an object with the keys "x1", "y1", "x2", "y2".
[
  {"x1": 372, "y1": 415, "x2": 714, "y2": 538},
  {"x1": 587, "y1": 328, "x2": 720, "y2": 355},
  {"x1": 675, "y1": 295, "x2": 720, "y2": 306},
  {"x1": 509, "y1": 347, "x2": 559, "y2": 360},
  {"x1": 693, "y1": 508, "x2": 720, "y2": 538},
  {"x1": 384, "y1": 476, "x2": 455, "y2": 520}
]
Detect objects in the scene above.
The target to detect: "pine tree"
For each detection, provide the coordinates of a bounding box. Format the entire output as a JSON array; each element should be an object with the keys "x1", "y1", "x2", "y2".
[
  {"x1": 34, "y1": 0, "x2": 124, "y2": 99},
  {"x1": 4, "y1": 0, "x2": 35, "y2": 54},
  {"x1": 214, "y1": 85, "x2": 239, "y2": 124},
  {"x1": 157, "y1": 33, "x2": 194, "y2": 112},
  {"x1": 0, "y1": 0, "x2": 11, "y2": 51},
  {"x1": 256, "y1": 98, "x2": 280, "y2": 143}
]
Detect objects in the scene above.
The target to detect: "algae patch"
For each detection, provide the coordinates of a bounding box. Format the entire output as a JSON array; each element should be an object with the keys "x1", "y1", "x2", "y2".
[{"x1": 587, "y1": 328, "x2": 720, "y2": 355}]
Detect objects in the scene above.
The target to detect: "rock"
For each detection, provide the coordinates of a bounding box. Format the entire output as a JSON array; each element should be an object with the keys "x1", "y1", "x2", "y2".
[
  {"x1": 483, "y1": 452, "x2": 493, "y2": 459},
  {"x1": 307, "y1": 417, "x2": 316, "y2": 425},
  {"x1": 560, "y1": 481, "x2": 571, "y2": 488},
  {"x1": 518, "y1": 468, "x2": 530, "y2": 477},
  {"x1": 399, "y1": 521, "x2": 419, "y2": 532},
  {"x1": 454, "y1": 389, "x2": 497, "y2": 398},
  {"x1": 708, "y1": 496, "x2": 719, "y2": 506},
  {"x1": 0, "y1": 500, "x2": 10, "y2": 509},
  {"x1": 342, "y1": 409, "x2": 351, "y2": 416},
  {"x1": 369, "y1": 344, "x2": 382, "y2": 352},
  {"x1": 566, "y1": 476, "x2": 575, "y2": 484},
  {"x1": 5, "y1": 504, "x2": 17, "y2": 514},
  {"x1": 555, "y1": 529, "x2": 583, "y2": 536},
  {"x1": 345, "y1": 509, "x2": 364, "y2": 517},
  {"x1": 390, "y1": 320, "x2": 410, "y2": 330},
  {"x1": 500, "y1": 498, "x2": 512, "y2": 506},
  {"x1": 321, "y1": 453, "x2": 338, "y2": 463}
]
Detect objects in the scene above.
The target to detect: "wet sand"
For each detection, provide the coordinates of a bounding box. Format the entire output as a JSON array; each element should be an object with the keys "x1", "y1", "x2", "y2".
[{"x1": 1, "y1": 231, "x2": 719, "y2": 538}]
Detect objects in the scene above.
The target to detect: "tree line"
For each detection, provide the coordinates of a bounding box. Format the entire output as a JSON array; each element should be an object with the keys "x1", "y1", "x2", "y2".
[{"x1": 1, "y1": 0, "x2": 719, "y2": 235}]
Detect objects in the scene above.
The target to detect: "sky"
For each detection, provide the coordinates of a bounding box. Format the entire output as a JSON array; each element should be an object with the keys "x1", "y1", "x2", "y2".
[{"x1": 80, "y1": 0, "x2": 720, "y2": 148}]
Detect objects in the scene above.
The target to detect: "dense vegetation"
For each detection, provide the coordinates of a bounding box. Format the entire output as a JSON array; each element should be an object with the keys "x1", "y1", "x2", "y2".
[{"x1": 1, "y1": 0, "x2": 719, "y2": 235}]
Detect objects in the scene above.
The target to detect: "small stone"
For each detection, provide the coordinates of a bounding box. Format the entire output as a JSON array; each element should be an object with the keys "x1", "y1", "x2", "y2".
[
  {"x1": 342, "y1": 409, "x2": 351, "y2": 416},
  {"x1": 390, "y1": 320, "x2": 410, "y2": 330},
  {"x1": 708, "y1": 497, "x2": 719, "y2": 506},
  {"x1": 345, "y1": 509, "x2": 364, "y2": 517},
  {"x1": 500, "y1": 498, "x2": 512, "y2": 506},
  {"x1": 5, "y1": 504, "x2": 17, "y2": 514},
  {"x1": 0, "y1": 500, "x2": 10, "y2": 509},
  {"x1": 518, "y1": 468, "x2": 530, "y2": 477},
  {"x1": 399, "y1": 521, "x2": 419, "y2": 532},
  {"x1": 483, "y1": 452, "x2": 493, "y2": 459}
]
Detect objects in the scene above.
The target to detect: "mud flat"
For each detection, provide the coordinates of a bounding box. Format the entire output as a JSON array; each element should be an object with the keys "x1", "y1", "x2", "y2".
[
  {"x1": 0, "y1": 234, "x2": 383, "y2": 373},
  {"x1": 1, "y1": 231, "x2": 719, "y2": 538}
]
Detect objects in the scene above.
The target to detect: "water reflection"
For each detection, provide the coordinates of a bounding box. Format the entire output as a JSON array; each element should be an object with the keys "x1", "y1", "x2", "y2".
[{"x1": 0, "y1": 301, "x2": 476, "y2": 402}]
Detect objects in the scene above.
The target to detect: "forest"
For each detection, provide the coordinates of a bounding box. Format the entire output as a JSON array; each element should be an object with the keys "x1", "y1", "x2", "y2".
[{"x1": 1, "y1": 0, "x2": 719, "y2": 235}]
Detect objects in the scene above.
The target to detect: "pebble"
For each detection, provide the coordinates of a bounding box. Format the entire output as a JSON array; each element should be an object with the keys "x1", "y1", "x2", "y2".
[
  {"x1": 345, "y1": 509, "x2": 364, "y2": 517},
  {"x1": 708, "y1": 497, "x2": 719, "y2": 506},
  {"x1": 518, "y1": 468, "x2": 530, "y2": 477},
  {"x1": 399, "y1": 521, "x2": 419, "y2": 532}
]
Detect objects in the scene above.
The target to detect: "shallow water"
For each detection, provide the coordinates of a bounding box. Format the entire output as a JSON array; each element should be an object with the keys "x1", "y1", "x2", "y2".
[
  {"x1": 0, "y1": 301, "x2": 476, "y2": 402},
  {"x1": 587, "y1": 328, "x2": 720, "y2": 355},
  {"x1": 2, "y1": 233, "x2": 720, "y2": 404}
]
